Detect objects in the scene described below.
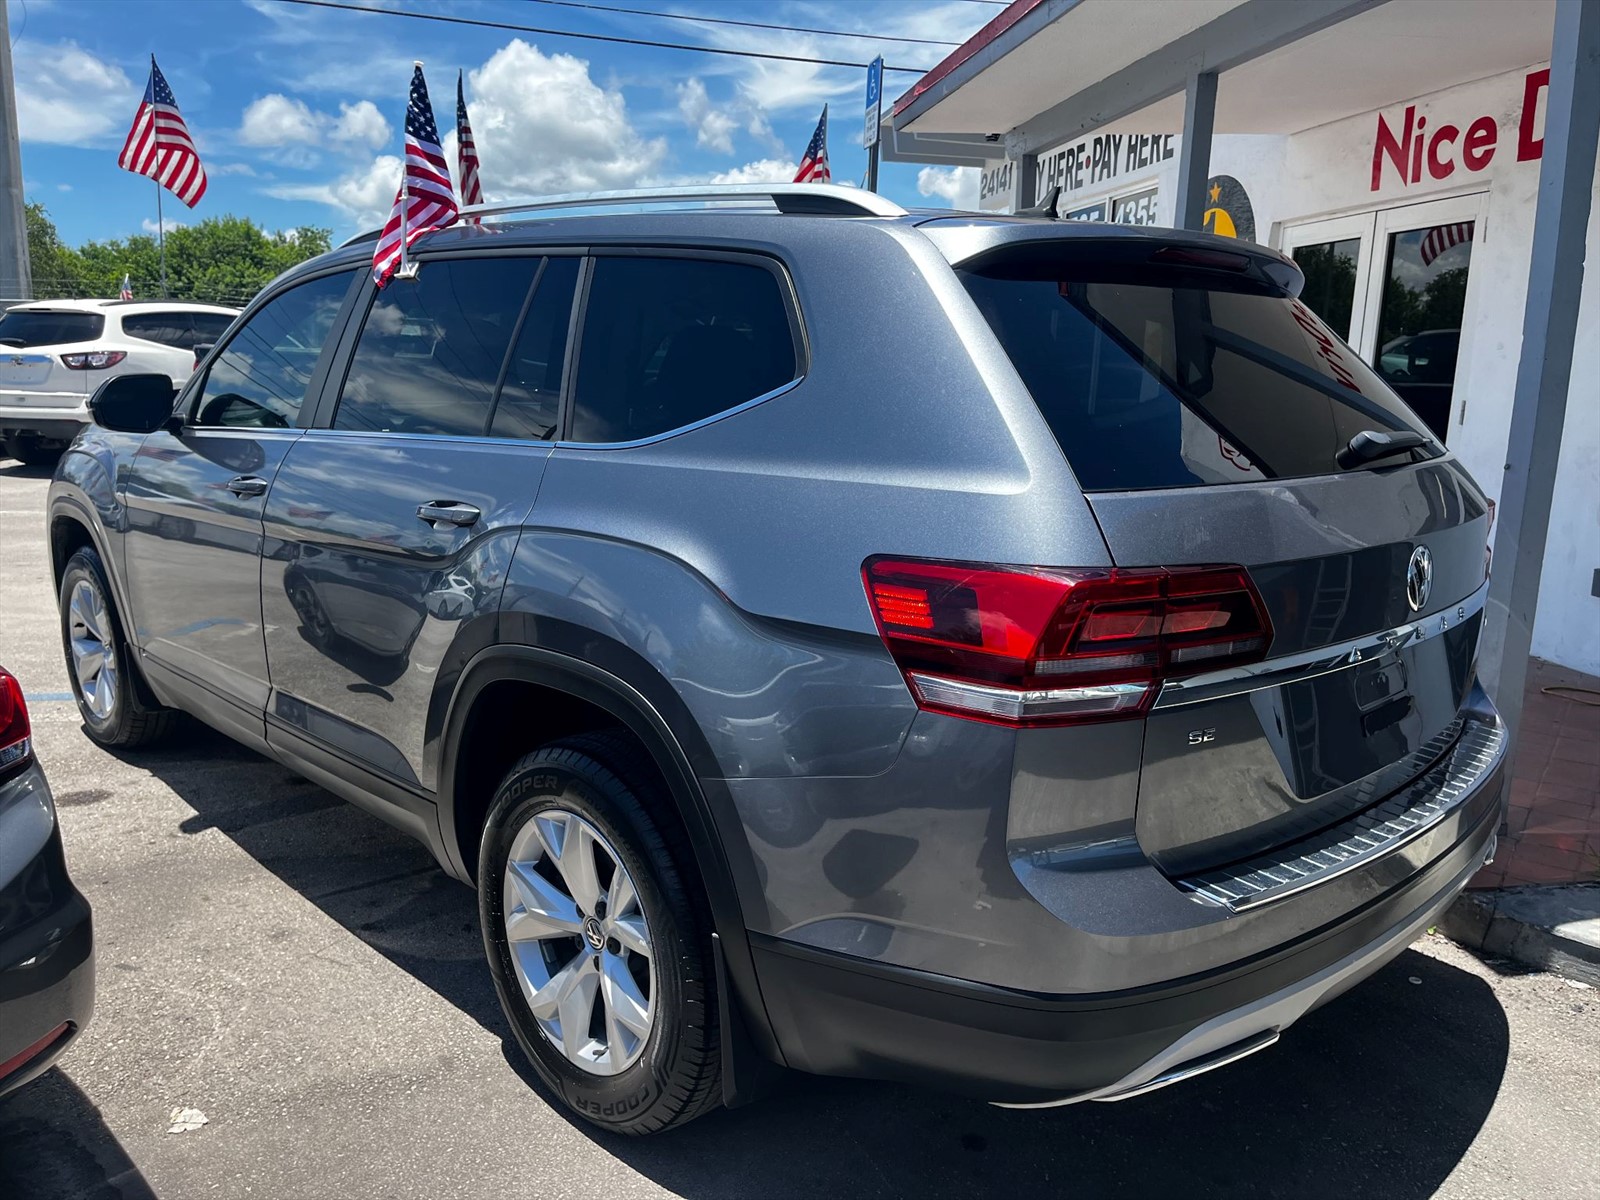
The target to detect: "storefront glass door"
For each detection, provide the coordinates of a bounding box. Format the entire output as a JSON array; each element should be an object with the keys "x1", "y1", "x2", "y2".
[
  {"x1": 1282, "y1": 214, "x2": 1374, "y2": 343},
  {"x1": 1283, "y1": 193, "x2": 1485, "y2": 443}
]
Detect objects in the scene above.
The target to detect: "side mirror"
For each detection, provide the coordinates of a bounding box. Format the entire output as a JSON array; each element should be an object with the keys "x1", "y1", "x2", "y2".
[
  {"x1": 192, "y1": 342, "x2": 214, "y2": 371},
  {"x1": 88, "y1": 373, "x2": 179, "y2": 434}
]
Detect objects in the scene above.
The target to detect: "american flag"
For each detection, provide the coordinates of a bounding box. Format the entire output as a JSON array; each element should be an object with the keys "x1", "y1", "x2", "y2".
[
  {"x1": 456, "y1": 70, "x2": 483, "y2": 221},
  {"x1": 793, "y1": 106, "x2": 830, "y2": 184},
  {"x1": 372, "y1": 64, "x2": 459, "y2": 287},
  {"x1": 1420, "y1": 221, "x2": 1474, "y2": 267},
  {"x1": 118, "y1": 57, "x2": 207, "y2": 208},
  {"x1": 119, "y1": 273, "x2": 133, "y2": 301}
]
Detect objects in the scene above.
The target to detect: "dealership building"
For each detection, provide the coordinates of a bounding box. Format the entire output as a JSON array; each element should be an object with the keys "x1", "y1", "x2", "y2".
[{"x1": 884, "y1": 0, "x2": 1599, "y2": 703}]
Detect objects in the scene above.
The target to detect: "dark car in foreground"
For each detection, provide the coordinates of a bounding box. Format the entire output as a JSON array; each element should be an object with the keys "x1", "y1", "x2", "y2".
[
  {"x1": 46, "y1": 183, "x2": 1504, "y2": 1134},
  {"x1": 0, "y1": 666, "x2": 94, "y2": 1097}
]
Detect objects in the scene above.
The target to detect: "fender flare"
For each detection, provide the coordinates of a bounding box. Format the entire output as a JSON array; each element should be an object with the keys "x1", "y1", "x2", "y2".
[{"x1": 435, "y1": 643, "x2": 786, "y2": 1079}]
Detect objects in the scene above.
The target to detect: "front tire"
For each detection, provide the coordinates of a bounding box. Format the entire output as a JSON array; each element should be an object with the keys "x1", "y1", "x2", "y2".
[
  {"x1": 58, "y1": 546, "x2": 181, "y2": 748},
  {"x1": 479, "y1": 733, "x2": 721, "y2": 1135}
]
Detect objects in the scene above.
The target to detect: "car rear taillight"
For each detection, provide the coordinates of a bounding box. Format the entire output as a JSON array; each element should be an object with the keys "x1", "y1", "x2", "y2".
[
  {"x1": 60, "y1": 350, "x2": 127, "y2": 370},
  {"x1": 863, "y1": 558, "x2": 1271, "y2": 727},
  {"x1": 0, "y1": 668, "x2": 32, "y2": 771}
]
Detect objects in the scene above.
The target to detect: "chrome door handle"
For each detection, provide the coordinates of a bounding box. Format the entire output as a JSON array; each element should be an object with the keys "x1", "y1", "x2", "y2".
[
  {"x1": 417, "y1": 500, "x2": 481, "y2": 528},
  {"x1": 226, "y1": 475, "x2": 269, "y2": 498}
]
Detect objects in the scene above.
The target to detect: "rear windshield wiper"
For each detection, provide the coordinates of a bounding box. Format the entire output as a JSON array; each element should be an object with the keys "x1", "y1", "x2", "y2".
[{"x1": 1337, "y1": 428, "x2": 1431, "y2": 469}]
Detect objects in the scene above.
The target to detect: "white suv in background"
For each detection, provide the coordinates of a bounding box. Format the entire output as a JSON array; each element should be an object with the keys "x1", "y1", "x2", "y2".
[{"x1": 0, "y1": 299, "x2": 238, "y2": 465}]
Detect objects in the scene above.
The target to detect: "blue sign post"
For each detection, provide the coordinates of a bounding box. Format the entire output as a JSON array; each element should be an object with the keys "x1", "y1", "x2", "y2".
[{"x1": 864, "y1": 56, "x2": 884, "y2": 191}]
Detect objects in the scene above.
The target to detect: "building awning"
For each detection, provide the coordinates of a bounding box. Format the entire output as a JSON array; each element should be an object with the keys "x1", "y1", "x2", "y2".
[{"x1": 892, "y1": 0, "x2": 1557, "y2": 157}]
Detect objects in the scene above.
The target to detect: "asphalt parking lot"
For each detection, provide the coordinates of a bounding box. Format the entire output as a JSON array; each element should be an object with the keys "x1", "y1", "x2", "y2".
[{"x1": 2, "y1": 456, "x2": 1598, "y2": 1200}]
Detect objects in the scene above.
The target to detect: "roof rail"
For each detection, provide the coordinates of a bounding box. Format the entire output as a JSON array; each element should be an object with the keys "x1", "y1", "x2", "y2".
[{"x1": 463, "y1": 183, "x2": 908, "y2": 221}]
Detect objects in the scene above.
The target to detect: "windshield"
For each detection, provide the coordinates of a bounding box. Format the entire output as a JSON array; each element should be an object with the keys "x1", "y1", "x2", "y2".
[
  {"x1": 961, "y1": 266, "x2": 1438, "y2": 492},
  {"x1": 0, "y1": 309, "x2": 105, "y2": 348}
]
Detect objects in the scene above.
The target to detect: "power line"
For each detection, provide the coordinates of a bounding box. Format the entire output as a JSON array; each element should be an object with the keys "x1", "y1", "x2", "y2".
[
  {"x1": 273, "y1": 0, "x2": 939, "y2": 74},
  {"x1": 519, "y1": 0, "x2": 962, "y2": 48}
]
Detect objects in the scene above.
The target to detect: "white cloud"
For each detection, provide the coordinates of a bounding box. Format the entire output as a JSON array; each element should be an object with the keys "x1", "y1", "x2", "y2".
[
  {"x1": 267, "y1": 155, "x2": 401, "y2": 229},
  {"x1": 214, "y1": 162, "x2": 258, "y2": 177},
  {"x1": 709, "y1": 159, "x2": 795, "y2": 185},
  {"x1": 12, "y1": 41, "x2": 140, "y2": 146},
  {"x1": 676, "y1": 79, "x2": 739, "y2": 155},
  {"x1": 330, "y1": 101, "x2": 390, "y2": 151},
  {"x1": 467, "y1": 40, "x2": 666, "y2": 194},
  {"x1": 238, "y1": 94, "x2": 321, "y2": 148},
  {"x1": 57, "y1": 183, "x2": 73, "y2": 192},
  {"x1": 917, "y1": 166, "x2": 981, "y2": 210},
  {"x1": 237, "y1": 94, "x2": 392, "y2": 170},
  {"x1": 142, "y1": 216, "x2": 186, "y2": 235},
  {"x1": 282, "y1": 39, "x2": 666, "y2": 226}
]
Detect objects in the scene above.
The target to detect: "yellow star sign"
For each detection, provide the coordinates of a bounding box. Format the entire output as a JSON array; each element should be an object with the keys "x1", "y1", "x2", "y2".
[{"x1": 1209, "y1": 181, "x2": 1222, "y2": 203}]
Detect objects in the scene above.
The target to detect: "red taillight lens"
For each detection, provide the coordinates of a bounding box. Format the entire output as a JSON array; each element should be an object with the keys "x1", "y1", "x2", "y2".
[
  {"x1": 0, "y1": 668, "x2": 32, "y2": 771},
  {"x1": 863, "y1": 558, "x2": 1271, "y2": 727},
  {"x1": 60, "y1": 350, "x2": 127, "y2": 370}
]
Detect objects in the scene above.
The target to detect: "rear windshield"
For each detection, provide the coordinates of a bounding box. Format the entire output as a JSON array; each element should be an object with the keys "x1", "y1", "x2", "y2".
[
  {"x1": 0, "y1": 310, "x2": 105, "y2": 348},
  {"x1": 961, "y1": 265, "x2": 1437, "y2": 491}
]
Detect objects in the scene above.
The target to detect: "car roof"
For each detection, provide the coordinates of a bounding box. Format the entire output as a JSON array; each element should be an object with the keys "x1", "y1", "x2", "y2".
[
  {"x1": 304, "y1": 203, "x2": 1283, "y2": 267},
  {"x1": 5, "y1": 298, "x2": 238, "y2": 313}
]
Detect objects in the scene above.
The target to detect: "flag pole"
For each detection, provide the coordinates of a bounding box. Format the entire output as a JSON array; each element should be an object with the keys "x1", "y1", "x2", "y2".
[
  {"x1": 154, "y1": 177, "x2": 168, "y2": 297},
  {"x1": 396, "y1": 60, "x2": 423, "y2": 281}
]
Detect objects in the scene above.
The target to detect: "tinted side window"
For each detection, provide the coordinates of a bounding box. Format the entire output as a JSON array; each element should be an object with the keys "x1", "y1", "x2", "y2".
[
  {"x1": 488, "y1": 257, "x2": 579, "y2": 441},
  {"x1": 569, "y1": 257, "x2": 797, "y2": 443},
  {"x1": 335, "y1": 257, "x2": 537, "y2": 436},
  {"x1": 121, "y1": 312, "x2": 193, "y2": 349},
  {"x1": 193, "y1": 271, "x2": 356, "y2": 428},
  {"x1": 191, "y1": 313, "x2": 237, "y2": 344}
]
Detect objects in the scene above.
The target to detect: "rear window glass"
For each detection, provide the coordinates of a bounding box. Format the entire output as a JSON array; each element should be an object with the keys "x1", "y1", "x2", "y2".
[
  {"x1": 121, "y1": 312, "x2": 194, "y2": 349},
  {"x1": 961, "y1": 266, "x2": 1436, "y2": 491},
  {"x1": 570, "y1": 256, "x2": 798, "y2": 443},
  {"x1": 0, "y1": 310, "x2": 105, "y2": 348}
]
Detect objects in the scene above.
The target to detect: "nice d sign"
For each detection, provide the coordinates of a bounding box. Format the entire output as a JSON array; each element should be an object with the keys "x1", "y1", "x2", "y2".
[{"x1": 1371, "y1": 68, "x2": 1548, "y2": 191}]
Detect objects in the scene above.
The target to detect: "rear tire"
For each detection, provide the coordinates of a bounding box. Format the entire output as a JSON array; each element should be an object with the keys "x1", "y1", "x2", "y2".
[
  {"x1": 58, "y1": 546, "x2": 182, "y2": 748},
  {"x1": 479, "y1": 732, "x2": 722, "y2": 1135},
  {"x1": 4, "y1": 432, "x2": 62, "y2": 468}
]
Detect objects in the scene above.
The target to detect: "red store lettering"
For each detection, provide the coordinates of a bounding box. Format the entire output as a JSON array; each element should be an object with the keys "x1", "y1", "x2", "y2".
[{"x1": 1370, "y1": 69, "x2": 1548, "y2": 191}]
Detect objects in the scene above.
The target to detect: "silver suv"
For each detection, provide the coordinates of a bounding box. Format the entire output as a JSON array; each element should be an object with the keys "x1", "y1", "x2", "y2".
[{"x1": 47, "y1": 184, "x2": 1505, "y2": 1134}]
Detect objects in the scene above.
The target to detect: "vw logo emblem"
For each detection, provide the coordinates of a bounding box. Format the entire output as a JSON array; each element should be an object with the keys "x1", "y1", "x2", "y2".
[{"x1": 1406, "y1": 545, "x2": 1433, "y2": 612}]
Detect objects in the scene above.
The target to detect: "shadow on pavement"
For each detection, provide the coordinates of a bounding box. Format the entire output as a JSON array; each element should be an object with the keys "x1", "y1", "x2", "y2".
[
  {"x1": 0, "y1": 459, "x2": 58, "y2": 480},
  {"x1": 134, "y1": 725, "x2": 1509, "y2": 1199},
  {"x1": 0, "y1": 1069, "x2": 157, "y2": 1200}
]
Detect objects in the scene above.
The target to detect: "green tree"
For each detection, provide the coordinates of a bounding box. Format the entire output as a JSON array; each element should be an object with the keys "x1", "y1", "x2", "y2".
[
  {"x1": 24, "y1": 202, "x2": 88, "y2": 297},
  {"x1": 25, "y1": 205, "x2": 331, "y2": 308}
]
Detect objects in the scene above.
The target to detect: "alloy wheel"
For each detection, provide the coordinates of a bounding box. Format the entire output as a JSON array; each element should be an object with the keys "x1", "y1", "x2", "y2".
[
  {"x1": 503, "y1": 808, "x2": 655, "y2": 1075},
  {"x1": 68, "y1": 578, "x2": 118, "y2": 721}
]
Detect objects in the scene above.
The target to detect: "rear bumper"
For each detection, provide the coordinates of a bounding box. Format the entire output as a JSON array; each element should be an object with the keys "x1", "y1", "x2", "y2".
[
  {"x1": 0, "y1": 765, "x2": 95, "y2": 1098},
  {"x1": 752, "y1": 752, "x2": 1500, "y2": 1104}
]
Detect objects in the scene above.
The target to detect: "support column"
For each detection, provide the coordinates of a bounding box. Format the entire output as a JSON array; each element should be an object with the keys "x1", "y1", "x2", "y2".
[
  {"x1": 0, "y1": 2, "x2": 33, "y2": 301},
  {"x1": 1479, "y1": 0, "x2": 1600, "y2": 741},
  {"x1": 1017, "y1": 152, "x2": 1038, "y2": 212},
  {"x1": 1172, "y1": 70, "x2": 1217, "y2": 231}
]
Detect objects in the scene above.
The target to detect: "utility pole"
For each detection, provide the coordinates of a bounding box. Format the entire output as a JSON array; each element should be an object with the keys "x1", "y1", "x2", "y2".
[{"x1": 0, "y1": 2, "x2": 34, "y2": 302}]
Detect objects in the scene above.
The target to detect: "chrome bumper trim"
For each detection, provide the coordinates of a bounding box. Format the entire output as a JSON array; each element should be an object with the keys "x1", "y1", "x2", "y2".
[
  {"x1": 993, "y1": 833, "x2": 1494, "y2": 1110},
  {"x1": 1176, "y1": 716, "x2": 1505, "y2": 913},
  {"x1": 1154, "y1": 578, "x2": 1489, "y2": 710}
]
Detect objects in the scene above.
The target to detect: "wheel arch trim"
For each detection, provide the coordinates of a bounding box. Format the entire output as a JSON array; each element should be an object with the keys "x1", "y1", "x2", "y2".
[{"x1": 436, "y1": 643, "x2": 785, "y2": 1071}]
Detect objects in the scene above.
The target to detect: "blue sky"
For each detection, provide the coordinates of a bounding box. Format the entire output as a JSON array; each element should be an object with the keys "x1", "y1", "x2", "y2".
[{"x1": 10, "y1": 0, "x2": 995, "y2": 251}]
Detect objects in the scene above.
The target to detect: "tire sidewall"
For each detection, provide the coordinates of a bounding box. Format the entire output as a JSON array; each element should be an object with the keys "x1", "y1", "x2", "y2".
[
  {"x1": 479, "y1": 752, "x2": 697, "y2": 1130},
  {"x1": 59, "y1": 548, "x2": 135, "y2": 745}
]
